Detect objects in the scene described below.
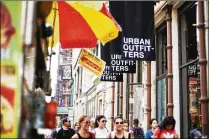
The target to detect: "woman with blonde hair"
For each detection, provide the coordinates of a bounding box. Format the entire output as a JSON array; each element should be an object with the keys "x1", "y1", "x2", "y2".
[{"x1": 72, "y1": 115, "x2": 95, "y2": 139}]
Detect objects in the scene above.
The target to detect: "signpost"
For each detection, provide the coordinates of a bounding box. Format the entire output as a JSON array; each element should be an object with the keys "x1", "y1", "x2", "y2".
[{"x1": 78, "y1": 49, "x2": 106, "y2": 77}]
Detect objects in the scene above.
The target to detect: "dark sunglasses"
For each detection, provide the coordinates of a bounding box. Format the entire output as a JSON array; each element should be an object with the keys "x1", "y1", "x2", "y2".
[
  {"x1": 102, "y1": 120, "x2": 107, "y2": 123},
  {"x1": 84, "y1": 121, "x2": 90, "y2": 125},
  {"x1": 115, "y1": 122, "x2": 123, "y2": 125}
]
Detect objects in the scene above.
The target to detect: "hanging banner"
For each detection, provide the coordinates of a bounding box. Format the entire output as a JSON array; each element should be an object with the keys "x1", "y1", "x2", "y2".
[
  {"x1": 101, "y1": 44, "x2": 123, "y2": 82},
  {"x1": 62, "y1": 65, "x2": 72, "y2": 80},
  {"x1": 101, "y1": 44, "x2": 136, "y2": 74},
  {"x1": 78, "y1": 49, "x2": 105, "y2": 77},
  {"x1": 101, "y1": 65, "x2": 123, "y2": 82},
  {"x1": 112, "y1": 1, "x2": 155, "y2": 61},
  {"x1": 110, "y1": 53, "x2": 136, "y2": 73},
  {"x1": 1, "y1": 1, "x2": 23, "y2": 138},
  {"x1": 102, "y1": 2, "x2": 136, "y2": 73}
]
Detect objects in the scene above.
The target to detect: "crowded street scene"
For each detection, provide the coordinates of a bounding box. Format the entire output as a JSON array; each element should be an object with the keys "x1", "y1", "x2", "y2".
[{"x1": 1, "y1": 1, "x2": 209, "y2": 139}]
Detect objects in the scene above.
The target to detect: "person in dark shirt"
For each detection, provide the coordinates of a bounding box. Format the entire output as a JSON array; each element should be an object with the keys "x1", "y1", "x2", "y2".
[
  {"x1": 51, "y1": 129, "x2": 57, "y2": 139},
  {"x1": 56, "y1": 118, "x2": 75, "y2": 139},
  {"x1": 130, "y1": 118, "x2": 144, "y2": 139}
]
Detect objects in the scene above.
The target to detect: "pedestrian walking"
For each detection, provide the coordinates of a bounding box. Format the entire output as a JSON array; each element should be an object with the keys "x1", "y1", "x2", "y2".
[
  {"x1": 153, "y1": 116, "x2": 178, "y2": 139},
  {"x1": 189, "y1": 123, "x2": 201, "y2": 139},
  {"x1": 130, "y1": 118, "x2": 144, "y2": 139},
  {"x1": 74, "y1": 122, "x2": 80, "y2": 132},
  {"x1": 56, "y1": 118, "x2": 75, "y2": 139},
  {"x1": 145, "y1": 118, "x2": 158, "y2": 139},
  {"x1": 51, "y1": 129, "x2": 57, "y2": 139},
  {"x1": 123, "y1": 119, "x2": 129, "y2": 132},
  {"x1": 107, "y1": 117, "x2": 130, "y2": 139},
  {"x1": 89, "y1": 118, "x2": 95, "y2": 132},
  {"x1": 93, "y1": 115, "x2": 109, "y2": 138},
  {"x1": 72, "y1": 115, "x2": 95, "y2": 139},
  {"x1": 123, "y1": 119, "x2": 134, "y2": 138}
]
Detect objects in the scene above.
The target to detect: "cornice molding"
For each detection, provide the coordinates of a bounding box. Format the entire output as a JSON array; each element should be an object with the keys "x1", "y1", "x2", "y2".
[{"x1": 154, "y1": 1, "x2": 185, "y2": 28}]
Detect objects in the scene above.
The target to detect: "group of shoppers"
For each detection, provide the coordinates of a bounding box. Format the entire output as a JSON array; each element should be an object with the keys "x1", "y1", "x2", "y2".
[{"x1": 54, "y1": 115, "x2": 181, "y2": 139}]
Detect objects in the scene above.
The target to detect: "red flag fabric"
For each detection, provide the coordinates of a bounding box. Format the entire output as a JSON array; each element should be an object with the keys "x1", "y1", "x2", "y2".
[
  {"x1": 58, "y1": 2, "x2": 97, "y2": 48},
  {"x1": 100, "y1": 3, "x2": 122, "y2": 32}
]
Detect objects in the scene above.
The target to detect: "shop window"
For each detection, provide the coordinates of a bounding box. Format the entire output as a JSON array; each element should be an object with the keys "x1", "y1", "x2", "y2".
[
  {"x1": 179, "y1": 2, "x2": 201, "y2": 138},
  {"x1": 99, "y1": 99, "x2": 102, "y2": 115},
  {"x1": 156, "y1": 22, "x2": 168, "y2": 123}
]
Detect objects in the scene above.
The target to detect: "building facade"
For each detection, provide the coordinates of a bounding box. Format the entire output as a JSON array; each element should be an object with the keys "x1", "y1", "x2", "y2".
[
  {"x1": 71, "y1": 1, "x2": 209, "y2": 137},
  {"x1": 55, "y1": 47, "x2": 74, "y2": 121},
  {"x1": 154, "y1": 1, "x2": 209, "y2": 137}
]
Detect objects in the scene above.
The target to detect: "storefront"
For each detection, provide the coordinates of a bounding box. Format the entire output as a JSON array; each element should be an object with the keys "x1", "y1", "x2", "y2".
[{"x1": 178, "y1": 2, "x2": 202, "y2": 138}]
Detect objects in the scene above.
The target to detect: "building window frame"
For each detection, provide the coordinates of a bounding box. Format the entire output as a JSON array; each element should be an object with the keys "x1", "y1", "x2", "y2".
[
  {"x1": 178, "y1": 2, "x2": 200, "y2": 138},
  {"x1": 156, "y1": 22, "x2": 168, "y2": 123},
  {"x1": 137, "y1": 61, "x2": 142, "y2": 83}
]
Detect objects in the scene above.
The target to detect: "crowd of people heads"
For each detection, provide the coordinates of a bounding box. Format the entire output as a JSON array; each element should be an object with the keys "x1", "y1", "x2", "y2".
[{"x1": 53, "y1": 115, "x2": 181, "y2": 139}]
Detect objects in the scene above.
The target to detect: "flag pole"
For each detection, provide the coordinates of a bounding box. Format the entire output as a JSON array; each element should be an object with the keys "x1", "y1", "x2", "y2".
[{"x1": 48, "y1": 2, "x2": 58, "y2": 92}]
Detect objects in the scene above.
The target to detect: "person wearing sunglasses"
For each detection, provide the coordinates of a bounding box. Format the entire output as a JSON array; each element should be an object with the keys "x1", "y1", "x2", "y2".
[
  {"x1": 56, "y1": 118, "x2": 75, "y2": 139},
  {"x1": 93, "y1": 115, "x2": 109, "y2": 138},
  {"x1": 107, "y1": 117, "x2": 130, "y2": 139},
  {"x1": 72, "y1": 115, "x2": 95, "y2": 139}
]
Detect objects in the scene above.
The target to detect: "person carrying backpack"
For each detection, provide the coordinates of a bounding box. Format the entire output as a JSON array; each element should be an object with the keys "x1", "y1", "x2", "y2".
[
  {"x1": 189, "y1": 123, "x2": 201, "y2": 139},
  {"x1": 130, "y1": 118, "x2": 144, "y2": 139}
]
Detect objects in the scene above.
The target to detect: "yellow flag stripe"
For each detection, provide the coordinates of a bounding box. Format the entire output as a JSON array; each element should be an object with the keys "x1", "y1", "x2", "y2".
[
  {"x1": 70, "y1": 2, "x2": 119, "y2": 45},
  {"x1": 46, "y1": 2, "x2": 119, "y2": 47}
]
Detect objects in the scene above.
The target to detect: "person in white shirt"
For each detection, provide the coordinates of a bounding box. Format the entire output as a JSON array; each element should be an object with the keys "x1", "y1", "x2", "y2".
[{"x1": 93, "y1": 115, "x2": 109, "y2": 138}]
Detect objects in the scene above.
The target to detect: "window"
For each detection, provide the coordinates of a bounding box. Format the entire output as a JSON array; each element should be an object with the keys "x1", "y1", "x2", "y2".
[
  {"x1": 178, "y1": 2, "x2": 201, "y2": 138},
  {"x1": 99, "y1": 99, "x2": 102, "y2": 115},
  {"x1": 156, "y1": 22, "x2": 168, "y2": 123},
  {"x1": 179, "y1": 3, "x2": 198, "y2": 66},
  {"x1": 76, "y1": 68, "x2": 79, "y2": 94},
  {"x1": 79, "y1": 67, "x2": 83, "y2": 94},
  {"x1": 137, "y1": 61, "x2": 142, "y2": 83},
  {"x1": 90, "y1": 45, "x2": 98, "y2": 56},
  {"x1": 75, "y1": 74, "x2": 78, "y2": 100},
  {"x1": 156, "y1": 22, "x2": 167, "y2": 76}
]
